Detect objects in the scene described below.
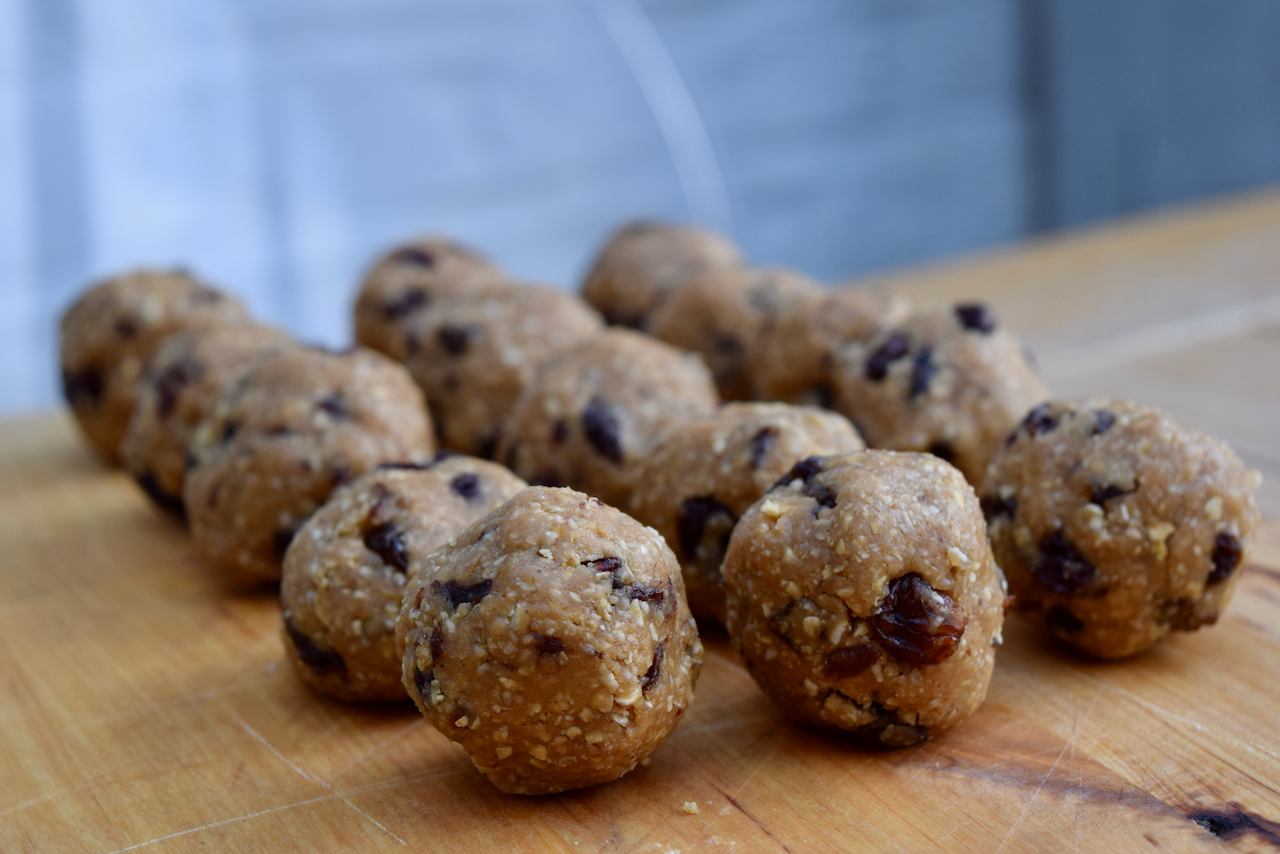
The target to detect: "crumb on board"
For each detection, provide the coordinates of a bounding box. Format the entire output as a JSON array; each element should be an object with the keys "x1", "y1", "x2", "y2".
[{"x1": 682, "y1": 801, "x2": 700, "y2": 815}]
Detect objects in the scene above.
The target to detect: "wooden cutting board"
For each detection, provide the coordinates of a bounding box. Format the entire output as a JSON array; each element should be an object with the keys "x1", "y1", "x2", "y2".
[{"x1": 4, "y1": 190, "x2": 1280, "y2": 853}]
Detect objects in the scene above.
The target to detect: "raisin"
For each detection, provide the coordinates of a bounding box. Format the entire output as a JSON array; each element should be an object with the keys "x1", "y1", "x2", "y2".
[
  {"x1": 628, "y1": 584, "x2": 666, "y2": 606},
  {"x1": 62, "y1": 367, "x2": 104, "y2": 408},
  {"x1": 1208, "y1": 530, "x2": 1243, "y2": 585},
  {"x1": 927, "y1": 441, "x2": 955, "y2": 464},
  {"x1": 533, "y1": 633, "x2": 566, "y2": 656},
  {"x1": 822, "y1": 644, "x2": 878, "y2": 680},
  {"x1": 748, "y1": 426, "x2": 778, "y2": 469},
  {"x1": 870, "y1": 574, "x2": 967, "y2": 666},
  {"x1": 437, "y1": 323, "x2": 477, "y2": 356},
  {"x1": 1046, "y1": 606, "x2": 1083, "y2": 634},
  {"x1": 450, "y1": 473, "x2": 480, "y2": 500},
  {"x1": 133, "y1": 470, "x2": 186, "y2": 519},
  {"x1": 771, "y1": 455, "x2": 826, "y2": 492},
  {"x1": 376, "y1": 460, "x2": 430, "y2": 472},
  {"x1": 1035, "y1": 531, "x2": 1098, "y2": 594},
  {"x1": 852, "y1": 701, "x2": 929, "y2": 749},
  {"x1": 285, "y1": 618, "x2": 347, "y2": 677},
  {"x1": 581, "y1": 397, "x2": 623, "y2": 463},
  {"x1": 433, "y1": 578, "x2": 493, "y2": 609},
  {"x1": 429, "y1": 626, "x2": 446, "y2": 664},
  {"x1": 273, "y1": 528, "x2": 297, "y2": 563},
  {"x1": 551, "y1": 419, "x2": 568, "y2": 444},
  {"x1": 585, "y1": 556, "x2": 624, "y2": 588},
  {"x1": 363, "y1": 521, "x2": 408, "y2": 572},
  {"x1": 980, "y1": 494, "x2": 1017, "y2": 522},
  {"x1": 803, "y1": 478, "x2": 837, "y2": 511},
  {"x1": 1021, "y1": 403, "x2": 1059, "y2": 437},
  {"x1": 908, "y1": 347, "x2": 936, "y2": 399},
  {"x1": 1091, "y1": 409, "x2": 1116, "y2": 435},
  {"x1": 641, "y1": 643, "x2": 664, "y2": 694},
  {"x1": 391, "y1": 247, "x2": 436, "y2": 268},
  {"x1": 412, "y1": 667, "x2": 434, "y2": 698},
  {"x1": 155, "y1": 359, "x2": 203, "y2": 420},
  {"x1": 114, "y1": 317, "x2": 138, "y2": 338},
  {"x1": 383, "y1": 288, "x2": 428, "y2": 320},
  {"x1": 864, "y1": 333, "x2": 910, "y2": 381},
  {"x1": 676, "y1": 496, "x2": 736, "y2": 566},
  {"x1": 1090, "y1": 484, "x2": 1129, "y2": 505},
  {"x1": 317, "y1": 392, "x2": 350, "y2": 418},
  {"x1": 954, "y1": 302, "x2": 997, "y2": 333}
]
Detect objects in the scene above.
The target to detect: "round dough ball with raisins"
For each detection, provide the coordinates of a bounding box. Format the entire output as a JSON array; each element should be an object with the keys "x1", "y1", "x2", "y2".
[
  {"x1": 495, "y1": 328, "x2": 718, "y2": 509},
  {"x1": 981, "y1": 399, "x2": 1261, "y2": 659},
  {"x1": 403, "y1": 283, "x2": 603, "y2": 457},
  {"x1": 581, "y1": 221, "x2": 742, "y2": 329},
  {"x1": 751, "y1": 286, "x2": 910, "y2": 407},
  {"x1": 122, "y1": 323, "x2": 297, "y2": 518},
  {"x1": 647, "y1": 266, "x2": 818, "y2": 401},
  {"x1": 723, "y1": 451, "x2": 1005, "y2": 747},
  {"x1": 184, "y1": 347, "x2": 434, "y2": 587},
  {"x1": 281, "y1": 457, "x2": 527, "y2": 702},
  {"x1": 833, "y1": 303, "x2": 1048, "y2": 485},
  {"x1": 398, "y1": 486, "x2": 703, "y2": 795},
  {"x1": 354, "y1": 235, "x2": 510, "y2": 361},
  {"x1": 59, "y1": 268, "x2": 250, "y2": 463},
  {"x1": 630, "y1": 403, "x2": 865, "y2": 624}
]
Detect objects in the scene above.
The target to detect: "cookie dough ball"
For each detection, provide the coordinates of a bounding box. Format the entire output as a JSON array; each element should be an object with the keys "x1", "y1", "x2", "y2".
[
  {"x1": 281, "y1": 457, "x2": 527, "y2": 702},
  {"x1": 59, "y1": 268, "x2": 250, "y2": 462},
  {"x1": 751, "y1": 286, "x2": 910, "y2": 407},
  {"x1": 581, "y1": 221, "x2": 742, "y2": 329},
  {"x1": 354, "y1": 235, "x2": 509, "y2": 361},
  {"x1": 648, "y1": 267, "x2": 818, "y2": 401},
  {"x1": 404, "y1": 283, "x2": 604, "y2": 457},
  {"x1": 495, "y1": 329, "x2": 719, "y2": 508},
  {"x1": 184, "y1": 347, "x2": 434, "y2": 587},
  {"x1": 723, "y1": 451, "x2": 1005, "y2": 746},
  {"x1": 398, "y1": 486, "x2": 703, "y2": 794},
  {"x1": 122, "y1": 323, "x2": 297, "y2": 518},
  {"x1": 631, "y1": 403, "x2": 865, "y2": 624},
  {"x1": 981, "y1": 400, "x2": 1261, "y2": 659},
  {"x1": 833, "y1": 303, "x2": 1048, "y2": 485}
]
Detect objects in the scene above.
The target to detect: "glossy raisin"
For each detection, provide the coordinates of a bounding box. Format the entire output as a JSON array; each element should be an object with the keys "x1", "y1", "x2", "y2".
[
  {"x1": 364, "y1": 521, "x2": 408, "y2": 572},
  {"x1": 1021, "y1": 403, "x2": 1059, "y2": 437},
  {"x1": 450, "y1": 473, "x2": 480, "y2": 500},
  {"x1": 771, "y1": 455, "x2": 826, "y2": 491},
  {"x1": 433, "y1": 578, "x2": 493, "y2": 609},
  {"x1": 412, "y1": 667, "x2": 434, "y2": 698},
  {"x1": 641, "y1": 643, "x2": 665, "y2": 694},
  {"x1": 1208, "y1": 530, "x2": 1244, "y2": 585},
  {"x1": 748, "y1": 426, "x2": 778, "y2": 469},
  {"x1": 383, "y1": 288, "x2": 428, "y2": 320},
  {"x1": 1035, "y1": 531, "x2": 1098, "y2": 594},
  {"x1": 865, "y1": 333, "x2": 910, "y2": 381},
  {"x1": 822, "y1": 644, "x2": 878, "y2": 680},
  {"x1": 676, "y1": 495, "x2": 736, "y2": 566},
  {"x1": 437, "y1": 323, "x2": 477, "y2": 356},
  {"x1": 429, "y1": 626, "x2": 446, "y2": 664},
  {"x1": 285, "y1": 617, "x2": 347, "y2": 677},
  {"x1": 908, "y1": 347, "x2": 936, "y2": 399},
  {"x1": 870, "y1": 574, "x2": 967, "y2": 666},
  {"x1": 581, "y1": 397, "x2": 623, "y2": 463},
  {"x1": 1091, "y1": 409, "x2": 1116, "y2": 435},
  {"x1": 954, "y1": 302, "x2": 997, "y2": 333}
]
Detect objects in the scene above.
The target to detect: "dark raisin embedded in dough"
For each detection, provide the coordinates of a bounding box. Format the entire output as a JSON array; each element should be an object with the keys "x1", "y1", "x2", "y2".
[
  {"x1": 429, "y1": 626, "x2": 446, "y2": 664},
  {"x1": 803, "y1": 477, "x2": 837, "y2": 511},
  {"x1": 551, "y1": 419, "x2": 568, "y2": 444},
  {"x1": 433, "y1": 578, "x2": 493, "y2": 609},
  {"x1": 581, "y1": 397, "x2": 624, "y2": 463},
  {"x1": 980, "y1": 494, "x2": 1017, "y2": 522},
  {"x1": 377, "y1": 460, "x2": 431, "y2": 472},
  {"x1": 844, "y1": 699, "x2": 929, "y2": 749},
  {"x1": 865, "y1": 333, "x2": 910, "y2": 381},
  {"x1": 285, "y1": 617, "x2": 347, "y2": 676},
  {"x1": 927, "y1": 441, "x2": 955, "y2": 464},
  {"x1": 908, "y1": 347, "x2": 937, "y2": 399},
  {"x1": 748, "y1": 426, "x2": 778, "y2": 469},
  {"x1": 450, "y1": 473, "x2": 480, "y2": 500},
  {"x1": 533, "y1": 633, "x2": 566, "y2": 656},
  {"x1": 1090, "y1": 484, "x2": 1130, "y2": 505},
  {"x1": 1021, "y1": 403, "x2": 1059, "y2": 437},
  {"x1": 585, "y1": 556, "x2": 626, "y2": 590},
  {"x1": 134, "y1": 470, "x2": 186, "y2": 519},
  {"x1": 954, "y1": 302, "x2": 998, "y2": 333},
  {"x1": 437, "y1": 323, "x2": 477, "y2": 356},
  {"x1": 155, "y1": 359, "x2": 204, "y2": 420},
  {"x1": 772, "y1": 455, "x2": 826, "y2": 491},
  {"x1": 676, "y1": 495, "x2": 737, "y2": 566},
  {"x1": 1091, "y1": 409, "x2": 1116, "y2": 435},
  {"x1": 412, "y1": 667, "x2": 434, "y2": 698},
  {"x1": 383, "y1": 288, "x2": 428, "y2": 320},
  {"x1": 317, "y1": 392, "x2": 350, "y2": 419},
  {"x1": 1035, "y1": 531, "x2": 1099, "y2": 595},
  {"x1": 391, "y1": 247, "x2": 436, "y2": 268},
  {"x1": 1208, "y1": 530, "x2": 1244, "y2": 585},
  {"x1": 870, "y1": 573, "x2": 967, "y2": 666},
  {"x1": 641, "y1": 643, "x2": 665, "y2": 694},
  {"x1": 628, "y1": 583, "x2": 666, "y2": 606},
  {"x1": 364, "y1": 521, "x2": 408, "y2": 573},
  {"x1": 62, "y1": 367, "x2": 105, "y2": 408},
  {"x1": 822, "y1": 644, "x2": 878, "y2": 680},
  {"x1": 273, "y1": 527, "x2": 297, "y2": 563},
  {"x1": 1047, "y1": 606, "x2": 1083, "y2": 634}
]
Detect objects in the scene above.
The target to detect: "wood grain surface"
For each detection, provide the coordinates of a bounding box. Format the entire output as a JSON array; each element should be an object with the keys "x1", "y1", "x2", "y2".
[{"x1": 3, "y1": 189, "x2": 1280, "y2": 853}]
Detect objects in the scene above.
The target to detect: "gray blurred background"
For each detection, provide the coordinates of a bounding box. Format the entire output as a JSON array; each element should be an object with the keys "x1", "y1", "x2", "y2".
[{"x1": 3, "y1": 0, "x2": 1279, "y2": 415}]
